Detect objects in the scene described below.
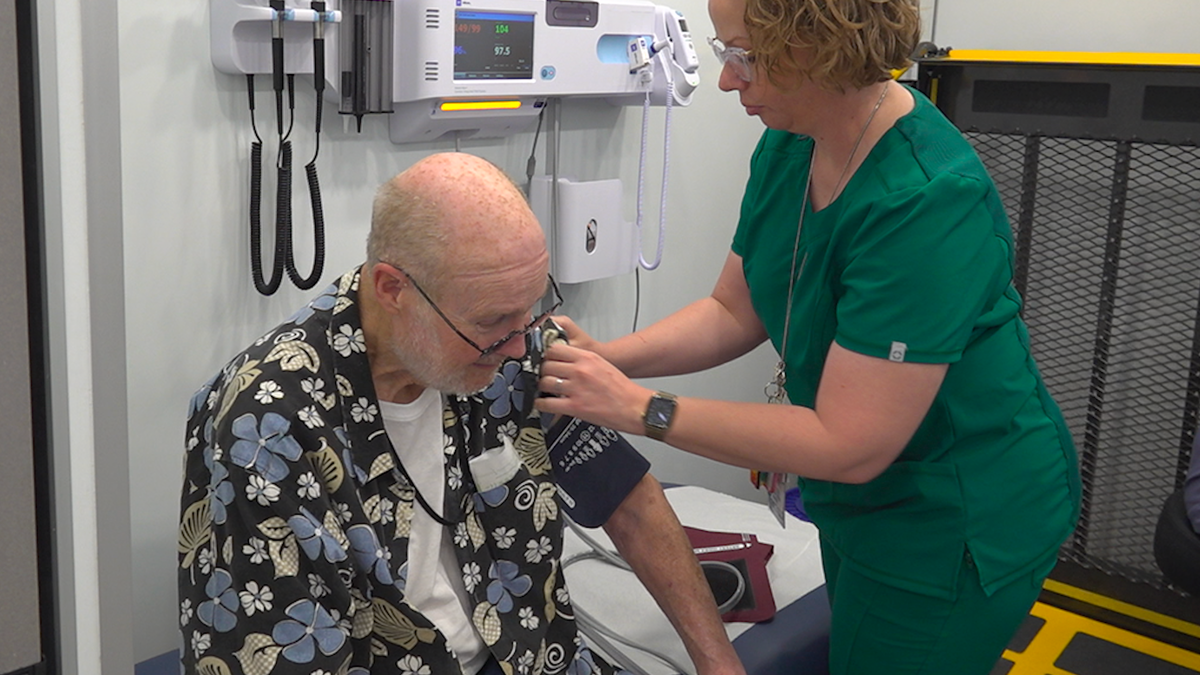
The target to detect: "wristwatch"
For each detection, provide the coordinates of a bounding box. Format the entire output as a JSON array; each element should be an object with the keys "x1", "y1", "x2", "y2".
[{"x1": 643, "y1": 391, "x2": 678, "y2": 441}]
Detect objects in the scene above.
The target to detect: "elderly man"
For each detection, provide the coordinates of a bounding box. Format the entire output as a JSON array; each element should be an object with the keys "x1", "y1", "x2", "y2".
[{"x1": 179, "y1": 153, "x2": 743, "y2": 675}]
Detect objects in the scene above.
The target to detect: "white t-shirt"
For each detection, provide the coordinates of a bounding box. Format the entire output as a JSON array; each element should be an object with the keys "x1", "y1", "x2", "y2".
[{"x1": 379, "y1": 389, "x2": 489, "y2": 674}]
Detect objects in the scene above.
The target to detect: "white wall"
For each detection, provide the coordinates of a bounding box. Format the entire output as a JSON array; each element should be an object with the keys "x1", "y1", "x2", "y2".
[{"x1": 35, "y1": 0, "x2": 1197, "y2": 668}]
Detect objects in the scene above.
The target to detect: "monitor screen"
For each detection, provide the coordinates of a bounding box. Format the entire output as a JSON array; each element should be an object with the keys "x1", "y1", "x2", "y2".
[{"x1": 454, "y1": 11, "x2": 536, "y2": 80}]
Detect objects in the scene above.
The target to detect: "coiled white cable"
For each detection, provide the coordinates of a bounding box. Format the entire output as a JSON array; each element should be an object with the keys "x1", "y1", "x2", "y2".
[{"x1": 634, "y1": 48, "x2": 674, "y2": 271}]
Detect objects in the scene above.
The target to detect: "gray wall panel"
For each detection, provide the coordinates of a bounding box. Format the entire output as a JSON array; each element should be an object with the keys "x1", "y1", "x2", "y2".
[{"x1": 0, "y1": 0, "x2": 43, "y2": 667}]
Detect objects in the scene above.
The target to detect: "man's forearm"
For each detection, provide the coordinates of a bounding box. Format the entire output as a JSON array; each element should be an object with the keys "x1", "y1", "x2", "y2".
[{"x1": 602, "y1": 474, "x2": 746, "y2": 675}]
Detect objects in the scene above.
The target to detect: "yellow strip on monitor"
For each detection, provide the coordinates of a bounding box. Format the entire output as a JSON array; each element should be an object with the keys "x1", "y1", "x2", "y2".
[
  {"x1": 1042, "y1": 578, "x2": 1200, "y2": 641},
  {"x1": 943, "y1": 50, "x2": 1200, "y2": 68},
  {"x1": 439, "y1": 100, "x2": 523, "y2": 112}
]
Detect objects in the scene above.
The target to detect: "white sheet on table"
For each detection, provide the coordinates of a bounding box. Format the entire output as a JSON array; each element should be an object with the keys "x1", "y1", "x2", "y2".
[{"x1": 561, "y1": 485, "x2": 826, "y2": 675}]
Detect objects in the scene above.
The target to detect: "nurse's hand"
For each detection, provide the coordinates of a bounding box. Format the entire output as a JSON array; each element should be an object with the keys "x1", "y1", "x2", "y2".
[
  {"x1": 535, "y1": 342, "x2": 653, "y2": 436},
  {"x1": 547, "y1": 315, "x2": 602, "y2": 354}
]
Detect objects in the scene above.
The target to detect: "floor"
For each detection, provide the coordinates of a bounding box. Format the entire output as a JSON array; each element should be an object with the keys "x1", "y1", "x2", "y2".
[{"x1": 995, "y1": 563, "x2": 1200, "y2": 674}]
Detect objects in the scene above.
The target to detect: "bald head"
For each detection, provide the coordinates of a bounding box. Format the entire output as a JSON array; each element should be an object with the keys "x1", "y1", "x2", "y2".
[{"x1": 368, "y1": 153, "x2": 544, "y2": 292}]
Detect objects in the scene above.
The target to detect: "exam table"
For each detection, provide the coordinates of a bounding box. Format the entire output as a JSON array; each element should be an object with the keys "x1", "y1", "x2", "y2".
[{"x1": 562, "y1": 485, "x2": 831, "y2": 675}]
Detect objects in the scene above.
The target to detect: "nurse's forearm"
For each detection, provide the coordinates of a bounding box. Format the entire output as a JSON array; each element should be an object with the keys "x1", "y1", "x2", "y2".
[
  {"x1": 653, "y1": 347, "x2": 947, "y2": 484},
  {"x1": 660, "y1": 397, "x2": 896, "y2": 484},
  {"x1": 601, "y1": 297, "x2": 765, "y2": 378},
  {"x1": 538, "y1": 340, "x2": 945, "y2": 484},
  {"x1": 601, "y1": 251, "x2": 766, "y2": 379}
]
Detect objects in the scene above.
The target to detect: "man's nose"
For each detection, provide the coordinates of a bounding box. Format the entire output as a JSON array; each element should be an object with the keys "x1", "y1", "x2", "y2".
[{"x1": 495, "y1": 331, "x2": 528, "y2": 360}]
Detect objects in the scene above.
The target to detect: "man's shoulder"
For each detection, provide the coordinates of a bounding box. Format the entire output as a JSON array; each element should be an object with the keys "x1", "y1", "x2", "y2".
[
  {"x1": 186, "y1": 270, "x2": 361, "y2": 436},
  {"x1": 206, "y1": 321, "x2": 333, "y2": 406}
]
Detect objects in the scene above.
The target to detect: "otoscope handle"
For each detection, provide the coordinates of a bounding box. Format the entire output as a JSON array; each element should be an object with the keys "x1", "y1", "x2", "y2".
[
  {"x1": 270, "y1": 0, "x2": 285, "y2": 93},
  {"x1": 311, "y1": 1, "x2": 326, "y2": 94}
]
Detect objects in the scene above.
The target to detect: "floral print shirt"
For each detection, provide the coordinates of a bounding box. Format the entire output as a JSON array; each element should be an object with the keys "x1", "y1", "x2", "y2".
[{"x1": 180, "y1": 269, "x2": 623, "y2": 675}]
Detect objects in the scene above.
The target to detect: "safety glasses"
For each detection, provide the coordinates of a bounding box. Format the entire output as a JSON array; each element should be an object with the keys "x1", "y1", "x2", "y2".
[{"x1": 708, "y1": 37, "x2": 755, "y2": 82}]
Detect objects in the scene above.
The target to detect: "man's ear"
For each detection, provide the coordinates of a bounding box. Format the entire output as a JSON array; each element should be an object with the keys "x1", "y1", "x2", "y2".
[{"x1": 370, "y1": 262, "x2": 408, "y2": 313}]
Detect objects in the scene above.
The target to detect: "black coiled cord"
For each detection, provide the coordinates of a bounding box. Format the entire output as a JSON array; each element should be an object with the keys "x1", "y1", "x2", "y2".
[
  {"x1": 249, "y1": 75, "x2": 285, "y2": 296},
  {"x1": 245, "y1": 58, "x2": 325, "y2": 295},
  {"x1": 287, "y1": 89, "x2": 325, "y2": 290},
  {"x1": 275, "y1": 139, "x2": 295, "y2": 288},
  {"x1": 291, "y1": 9, "x2": 327, "y2": 291},
  {"x1": 288, "y1": 157, "x2": 325, "y2": 289}
]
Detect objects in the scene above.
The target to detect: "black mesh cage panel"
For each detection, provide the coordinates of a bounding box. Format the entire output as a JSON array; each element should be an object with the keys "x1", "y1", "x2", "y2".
[{"x1": 968, "y1": 132, "x2": 1200, "y2": 585}]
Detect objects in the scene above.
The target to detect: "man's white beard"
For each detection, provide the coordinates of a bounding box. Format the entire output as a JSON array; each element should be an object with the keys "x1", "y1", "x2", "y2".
[{"x1": 388, "y1": 313, "x2": 498, "y2": 396}]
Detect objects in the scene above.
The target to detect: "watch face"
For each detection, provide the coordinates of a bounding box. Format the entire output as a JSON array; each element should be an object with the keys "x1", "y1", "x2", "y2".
[{"x1": 646, "y1": 396, "x2": 675, "y2": 428}]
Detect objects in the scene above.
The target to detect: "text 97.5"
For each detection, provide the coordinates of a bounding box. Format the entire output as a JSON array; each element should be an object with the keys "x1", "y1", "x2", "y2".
[{"x1": 494, "y1": 45, "x2": 511, "y2": 56}]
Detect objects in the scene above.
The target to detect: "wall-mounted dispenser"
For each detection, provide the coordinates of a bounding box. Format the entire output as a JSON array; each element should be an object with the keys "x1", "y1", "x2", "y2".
[{"x1": 529, "y1": 177, "x2": 637, "y2": 285}]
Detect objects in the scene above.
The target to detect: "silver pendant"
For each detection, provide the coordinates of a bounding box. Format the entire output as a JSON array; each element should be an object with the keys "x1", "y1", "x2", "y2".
[
  {"x1": 759, "y1": 361, "x2": 791, "y2": 527},
  {"x1": 765, "y1": 360, "x2": 788, "y2": 405}
]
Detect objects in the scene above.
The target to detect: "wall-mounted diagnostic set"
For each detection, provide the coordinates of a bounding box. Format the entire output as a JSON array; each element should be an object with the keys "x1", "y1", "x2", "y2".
[{"x1": 211, "y1": 0, "x2": 701, "y2": 290}]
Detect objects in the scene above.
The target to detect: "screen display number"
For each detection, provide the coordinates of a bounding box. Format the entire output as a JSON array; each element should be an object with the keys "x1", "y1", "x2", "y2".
[{"x1": 454, "y1": 10, "x2": 535, "y2": 80}]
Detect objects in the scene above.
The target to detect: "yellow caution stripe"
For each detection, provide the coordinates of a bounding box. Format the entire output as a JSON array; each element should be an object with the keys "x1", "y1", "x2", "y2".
[
  {"x1": 1004, "y1": 601, "x2": 1200, "y2": 673},
  {"x1": 1042, "y1": 578, "x2": 1200, "y2": 641},
  {"x1": 941, "y1": 50, "x2": 1200, "y2": 68}
]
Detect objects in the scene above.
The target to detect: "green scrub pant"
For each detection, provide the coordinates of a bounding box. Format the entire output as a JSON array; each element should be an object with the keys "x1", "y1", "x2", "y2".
[{"x1": 820, "y1": 539, "x2": 1048, "y2": 675}]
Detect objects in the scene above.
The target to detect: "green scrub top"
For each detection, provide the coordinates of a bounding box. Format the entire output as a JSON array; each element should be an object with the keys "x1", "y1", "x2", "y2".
[{"x1": 732, "y1": 88, "x2": 1081, "y2": 599}]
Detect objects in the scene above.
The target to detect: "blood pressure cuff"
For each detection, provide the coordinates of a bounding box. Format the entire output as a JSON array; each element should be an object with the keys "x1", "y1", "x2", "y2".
[{"x1": 543, "y1": 414, "x2": 651, "y2": 528}]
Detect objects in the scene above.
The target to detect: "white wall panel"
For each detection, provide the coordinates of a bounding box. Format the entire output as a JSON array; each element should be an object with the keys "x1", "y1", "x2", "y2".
[{"x1": 0, "y1": 0, "x2": 41, "y2": 667}]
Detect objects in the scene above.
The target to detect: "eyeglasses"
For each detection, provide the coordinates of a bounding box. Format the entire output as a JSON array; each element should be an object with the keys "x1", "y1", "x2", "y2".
[
  {"x1": 708, "y1": 37, "x2": 755, "y2": 82},
  {"x1": 384, "y1": 263, "x2": 564, "y2": 358}
]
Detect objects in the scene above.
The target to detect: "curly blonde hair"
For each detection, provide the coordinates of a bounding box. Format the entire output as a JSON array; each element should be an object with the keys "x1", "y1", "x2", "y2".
[{"x1": 744, "y1": 0, "x2": 920, "y2": 91}]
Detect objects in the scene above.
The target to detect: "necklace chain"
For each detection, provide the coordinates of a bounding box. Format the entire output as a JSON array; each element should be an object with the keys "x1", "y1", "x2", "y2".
[{"x1": 766, "y1": 83, "x2": 890, "y2": 404}]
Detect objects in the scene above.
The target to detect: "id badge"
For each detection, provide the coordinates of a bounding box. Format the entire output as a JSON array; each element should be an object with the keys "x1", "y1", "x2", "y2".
[
  {"x1": 757, "y1": 362, "x2": 792, "y2": 527},
  {"x1": 765, "y1": 472, "x2": 790, "y2": 528},
  {"x1": 752, "y1": 470, "x2": 791, "y2": 528}
]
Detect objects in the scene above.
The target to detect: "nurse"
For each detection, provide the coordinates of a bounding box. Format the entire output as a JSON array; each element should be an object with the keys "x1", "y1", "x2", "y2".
[{"x1": 534, "y1": 0, "x2": 1081, "y2": 672}]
